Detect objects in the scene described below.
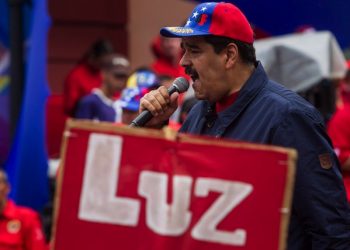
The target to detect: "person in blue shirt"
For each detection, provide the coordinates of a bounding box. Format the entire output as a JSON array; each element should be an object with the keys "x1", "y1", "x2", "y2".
[
  {"x1": 75, "y1": 54, "x2": 130, "y2": 122},
  {"x1": 139, "y1": 2, "x2": 350, "y2": 249}
]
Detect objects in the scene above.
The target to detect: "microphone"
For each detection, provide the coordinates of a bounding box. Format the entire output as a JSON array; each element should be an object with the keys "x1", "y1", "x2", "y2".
[{"x1": 129, "y1": 77, "x2": 189, "y2": 127}]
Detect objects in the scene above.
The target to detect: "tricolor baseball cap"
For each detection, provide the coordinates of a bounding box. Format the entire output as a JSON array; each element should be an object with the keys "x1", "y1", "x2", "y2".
[
  {"x1": 120, "y1": 87, "x2": 150, "y2": 112},
  {"x1": 160, "y1": 2, "x2": 254, "y2": 44},
  {"x1": 126, "y1": 70, "x2": 160, "y2": 89}
]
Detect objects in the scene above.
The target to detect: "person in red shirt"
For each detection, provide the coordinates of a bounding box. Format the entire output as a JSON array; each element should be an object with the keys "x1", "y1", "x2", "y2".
[
  {"x1": 63, "y1": 39, "x2": 115, "y2": 116},
  {"x1": 74, "y1": 53, "x2": 130, "y2": 122},
  {"x1": 0, "y1": 169, "x2": 47, "y2": 250},
  {"x1": 150, "y1": 35, "x2": 188, "y2": 80},
  {"x1": 336, "y1": 60, "x2": 350, "y2": 109},
  {"x1": 328, "y1": 104, "x2": 350, "y2": 200}
]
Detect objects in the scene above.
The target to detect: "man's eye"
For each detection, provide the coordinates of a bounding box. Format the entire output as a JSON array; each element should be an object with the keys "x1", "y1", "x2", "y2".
[{"x1": 190, "y1": 49, "x2": 200, "y2": 54}]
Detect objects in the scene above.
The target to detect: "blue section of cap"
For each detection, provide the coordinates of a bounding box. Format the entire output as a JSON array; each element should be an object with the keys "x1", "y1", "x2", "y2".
[
  {"x1": 160, "y1": 2, "x2": 217, "y2": 37},
  {"x1": 120, "y1": 87, "x2": 142, "y2": 112},
  {"x1": 136, "y1": 70, "x2": 159, "y2": 88},
  {"x1": 120, "y1": 100, "x2": 139, "y2": 112},
  {"x1": 186, "y1": 2, "x2": 216, "y2": 32}
]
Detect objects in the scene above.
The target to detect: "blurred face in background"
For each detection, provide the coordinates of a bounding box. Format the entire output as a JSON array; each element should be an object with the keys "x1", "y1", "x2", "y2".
[
  {"x1": 103, "y1": 66, "x2": 130, "y2": 94},
  {"x1": 90, "y1": 54, "x2": 111, "y2": 71},
  {"x1": 102, "y1": 56, "x2": 131, "y2": 96},
  {"x1": 160, "y1": 37, "x2": 182, "y2": 61}
]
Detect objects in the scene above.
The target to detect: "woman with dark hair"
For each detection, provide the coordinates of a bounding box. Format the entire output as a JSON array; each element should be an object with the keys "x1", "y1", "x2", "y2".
[{"x1": 63, "y1": 39, "x2": 115, "y2": 116}]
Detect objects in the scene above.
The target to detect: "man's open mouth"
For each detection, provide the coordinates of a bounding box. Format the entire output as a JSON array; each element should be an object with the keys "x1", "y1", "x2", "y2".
[
  {"x1": 191, "y1": 72, "x2": 199, "y2": 82},
  {"x1": 185, "y1": 67, "x2": 199, "y2": 81}
]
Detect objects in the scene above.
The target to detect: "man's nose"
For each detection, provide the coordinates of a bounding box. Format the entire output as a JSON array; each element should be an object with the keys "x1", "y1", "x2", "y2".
[{"x1": 180, "y1": 52, "x2": 190, "y2": 68}]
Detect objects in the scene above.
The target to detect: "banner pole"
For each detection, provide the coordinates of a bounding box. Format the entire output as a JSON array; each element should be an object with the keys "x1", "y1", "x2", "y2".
[{"x1": 8, "y1": 0, "x2": 25, "y2": 139}]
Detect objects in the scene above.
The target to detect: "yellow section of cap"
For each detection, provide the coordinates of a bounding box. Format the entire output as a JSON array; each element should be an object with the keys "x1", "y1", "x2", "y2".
[
  {"x1": 126, "y1": 73, "x2": 137, "y2": 88},
  {"x1": 0, "y1": 76, "x2": 9, "y2": 92}
]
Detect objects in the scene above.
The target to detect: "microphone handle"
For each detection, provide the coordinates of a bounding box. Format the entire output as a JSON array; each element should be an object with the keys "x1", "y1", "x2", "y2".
[
  {"x1": 129, "y1": 110, "x2": 153, "y2": 127},
  {"x1": 167, "y1": 85, "x2": 178, "y2": 95},
  {"x1": 129, "y1": 85, "x2": 179, "y2": 127}
]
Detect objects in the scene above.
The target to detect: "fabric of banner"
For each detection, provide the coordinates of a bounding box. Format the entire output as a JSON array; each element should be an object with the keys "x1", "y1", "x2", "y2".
[{"x1": 52, "y1": 121, "x2": 296, "y2": 250}]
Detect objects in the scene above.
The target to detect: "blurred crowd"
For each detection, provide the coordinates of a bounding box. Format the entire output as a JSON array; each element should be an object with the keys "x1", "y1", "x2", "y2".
[
  {"x1": 63, "y1": 37, "x2": 196, "y2": 129},
  {"x1": 41, "y1": 36, "x2": 199, "y2": 245},
  {"x1": 2, "y1": 29, "x2": 350, "y2": 247},
  {"x1": 1, "y1": 34, "x2": 200, "y2": 249}
]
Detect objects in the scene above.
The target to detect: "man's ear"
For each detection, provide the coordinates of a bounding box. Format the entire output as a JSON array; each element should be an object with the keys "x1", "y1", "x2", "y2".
[{"x1": 224, "y1": 43, "x2": 238, "y2": 69}]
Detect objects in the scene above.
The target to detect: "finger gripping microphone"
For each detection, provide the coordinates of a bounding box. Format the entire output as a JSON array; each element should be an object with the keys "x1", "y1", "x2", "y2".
[{"x1": 129, "y1": 77, "x2": 189, "y2": 127}]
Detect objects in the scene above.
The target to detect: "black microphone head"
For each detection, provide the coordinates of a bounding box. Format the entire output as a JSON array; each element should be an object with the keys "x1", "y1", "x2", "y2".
[{"x1": 173, "y1": 77, "x2": 189, "y2": 93}]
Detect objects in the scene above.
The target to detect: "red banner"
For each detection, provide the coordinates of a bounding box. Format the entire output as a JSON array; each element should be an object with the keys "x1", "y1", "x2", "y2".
[{"x1": 52, "y1": 120, "x2": 296, "y2": 250}]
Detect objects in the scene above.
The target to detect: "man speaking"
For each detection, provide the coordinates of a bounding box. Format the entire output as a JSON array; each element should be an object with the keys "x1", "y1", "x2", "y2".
[{"x1": 140, "y1": 2, "x2": 350, "y2": 249}]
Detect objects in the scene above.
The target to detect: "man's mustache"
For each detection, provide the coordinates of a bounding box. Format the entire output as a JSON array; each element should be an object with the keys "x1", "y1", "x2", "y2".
[{"x1": 185, "y1": 67, "x2": 199, "y2": 79}]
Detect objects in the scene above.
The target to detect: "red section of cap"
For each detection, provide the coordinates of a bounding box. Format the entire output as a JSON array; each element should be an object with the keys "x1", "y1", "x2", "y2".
[
  {"x1": 198, "y1": 14, "x2": 208, "y2": 26},
  {"x1": 209, "y1": 3, "x2": 254, "y2": 44}
]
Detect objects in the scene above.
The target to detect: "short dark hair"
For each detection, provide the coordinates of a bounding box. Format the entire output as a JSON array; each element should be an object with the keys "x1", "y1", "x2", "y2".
[
  {"x1": 203, "y1": 35, "x2": 256, "y2": 65},
  {"x1": 82, "y1": 39, "x2": 115, "y2": 62}
]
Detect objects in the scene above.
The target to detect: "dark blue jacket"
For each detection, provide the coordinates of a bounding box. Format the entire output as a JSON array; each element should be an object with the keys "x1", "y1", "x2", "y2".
[{"x1": 180, "y1": 63, "x2": 350, "y2": 250}]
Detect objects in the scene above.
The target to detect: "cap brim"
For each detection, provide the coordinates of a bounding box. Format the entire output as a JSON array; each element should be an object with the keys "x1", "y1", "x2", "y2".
[{"x1": 160, "y1": 27, "x2": 210, "y2": 38}]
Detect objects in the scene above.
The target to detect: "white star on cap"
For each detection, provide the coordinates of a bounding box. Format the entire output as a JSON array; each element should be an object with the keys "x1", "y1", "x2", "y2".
[
  {"x1": 201, "y1": 7, "x2": 207, "y2": 12},
  {"x1": 186, "y1": 20, "x2": 191, "y2": 26},
  {"x1": 192, "y1": 11, "x2": 199, "y2": 18}
]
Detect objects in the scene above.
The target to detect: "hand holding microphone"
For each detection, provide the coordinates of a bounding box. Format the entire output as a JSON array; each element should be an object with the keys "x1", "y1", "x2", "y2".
[{"x1": 130, "y1": 77, "x2": 189, "y2": 127}]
